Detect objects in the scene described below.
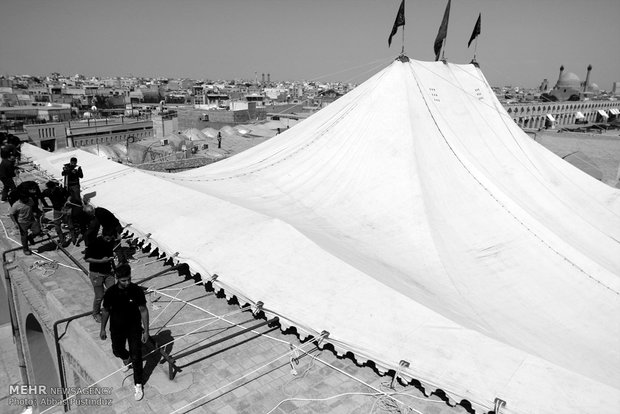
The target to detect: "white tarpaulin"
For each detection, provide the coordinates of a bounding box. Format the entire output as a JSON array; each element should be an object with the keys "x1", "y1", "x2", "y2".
[{"x1": 24, "y1": 57, "x2": 620, "y2": 414}]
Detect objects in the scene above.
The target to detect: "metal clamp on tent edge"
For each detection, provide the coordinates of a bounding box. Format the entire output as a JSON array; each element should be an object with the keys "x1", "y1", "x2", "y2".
[
  {"x1": 317, "y1": 330, "x2": 329, "y2": 347},
  {"x1": 251, "y1": 301, "x2": 264, "y2": 316},
  {"x1": 494, "y1": 397, "x2": 506, "y2": 414},
  {"x1": 390, "y1": 360, "x2": 410, "y2": 389}
]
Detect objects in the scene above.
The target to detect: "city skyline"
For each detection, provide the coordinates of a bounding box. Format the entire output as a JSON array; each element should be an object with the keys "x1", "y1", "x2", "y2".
[{"x1": 1, "y1": 0, "x2": 619, "y2": 89}]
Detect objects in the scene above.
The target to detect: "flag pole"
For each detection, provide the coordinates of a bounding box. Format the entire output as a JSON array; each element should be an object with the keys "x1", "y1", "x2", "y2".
[
  {"x1": 401, "y1": 20, "x2": 405, "y2": 54},
  {"x1": 473, "y1": 37, "x2": 478, "y2": 61},
  {"x1": 441, "y1": 38, "x2": 446, "y2": 61}
]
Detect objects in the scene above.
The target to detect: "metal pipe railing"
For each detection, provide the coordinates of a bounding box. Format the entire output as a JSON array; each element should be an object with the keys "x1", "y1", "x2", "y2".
[
  {"x1": 2, "y1": 246, "x2": 32, "y2": 391},
  {"x1": 53, "y1": 310, "x2": 91, "y2": 412}
]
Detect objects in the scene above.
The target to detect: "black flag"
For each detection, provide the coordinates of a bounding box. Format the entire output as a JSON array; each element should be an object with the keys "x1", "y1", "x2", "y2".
[
  {"x1": 434, "y1": 0, "x2": 451, "y2": 60},
  {"x1": 467, "y1": 13, "x2": 481, "y2": 48},
  {"x1": 388, "y1": 0, "x2": 405, "y2": 47}
]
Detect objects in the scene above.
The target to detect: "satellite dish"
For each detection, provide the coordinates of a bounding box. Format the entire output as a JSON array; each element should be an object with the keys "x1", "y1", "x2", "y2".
[
  {"x1": 91, "y1": 105, "x2": 97, "y2": 112},
  {"x1": 160, "y1": 100, "x2": 165, "y2": 106}
]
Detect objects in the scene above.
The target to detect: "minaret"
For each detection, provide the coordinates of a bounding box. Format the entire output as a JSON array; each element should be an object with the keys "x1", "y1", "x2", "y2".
[
  {"x1": 555, "y1": 65, "x2": 564, "y2": 88},
  {"x1": 262, "y1": 73, "x2": 265, "y2": 84},
  {"x1": 583, "y1": 64, "x2": 592, "y2": 93},
  {"x1": 267, "y1": 73, "x2": 270, "y2": 83}
]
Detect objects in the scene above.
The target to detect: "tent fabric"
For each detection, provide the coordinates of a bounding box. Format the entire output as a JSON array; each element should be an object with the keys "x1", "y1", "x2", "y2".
[
  {"x1": 609, "y1": 108, "x2": 620, "y2": 115},
  {"x1": 24, "y1": 58, "x2": 620, "y2": 414},
  {"x1": 575, "y1": 111, "x2": 585, "y2": 119},
  {"x1": 545, "y1": 113, "x2": 555, "y2": 122},
  {"x1": 597, "y1": 109, "x2": 609, "y2": 118}
]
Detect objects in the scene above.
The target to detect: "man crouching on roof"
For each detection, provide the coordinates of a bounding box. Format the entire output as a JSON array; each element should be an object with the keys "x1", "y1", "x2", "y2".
[{"x1": 100, "y1": 263, "x2": 149, "y2": 401}]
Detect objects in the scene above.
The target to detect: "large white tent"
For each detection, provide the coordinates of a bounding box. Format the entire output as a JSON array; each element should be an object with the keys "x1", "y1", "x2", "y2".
[{"x1": 25, "y1": 57, "x2": 620, "y2": 414}]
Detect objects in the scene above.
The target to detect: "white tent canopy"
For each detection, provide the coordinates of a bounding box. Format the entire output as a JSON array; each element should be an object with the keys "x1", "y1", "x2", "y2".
[{"x1": 25, "y1": 57, "x2": 620, "y2": 414}]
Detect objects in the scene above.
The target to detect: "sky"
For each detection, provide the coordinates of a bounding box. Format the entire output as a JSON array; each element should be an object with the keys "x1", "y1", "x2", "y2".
[{"x1": 0, "y1": 0, "x2": 619, "y2": 89}]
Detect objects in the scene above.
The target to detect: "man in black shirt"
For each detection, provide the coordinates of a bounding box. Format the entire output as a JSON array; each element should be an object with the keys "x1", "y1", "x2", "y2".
[
  {"x1": 100, "y1": 263, "x2": 149, "y2": 402},
  {"x1": 61, "y1": 157, "x2": 83, "y2": 201},
  {"x1": 83, "y1": 204, "x2": 123, "y2": 246},
  {"x1": 84, "y1": 236, "x2": 115, "y2": 322},
  {"x1": 41, "y1": 180, "x2": 70, "y2": 247}
]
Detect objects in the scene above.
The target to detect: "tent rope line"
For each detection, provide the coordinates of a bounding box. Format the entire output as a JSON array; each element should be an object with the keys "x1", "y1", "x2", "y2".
[
  {"x1": 149, "y1": 314, "x2": 231, "y2": 331},
  {"x1": 408, "y1": 63, "x2": 619, "y2": 297},
  {"x1": 81, "y1": 168, "x2": 137, "y2": 191}
]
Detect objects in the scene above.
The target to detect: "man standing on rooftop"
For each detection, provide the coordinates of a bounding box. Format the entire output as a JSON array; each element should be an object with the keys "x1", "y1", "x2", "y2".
[
  {"x1": 62, "y1": 157, "x2": 83, "y2": 201},
  {"x1": 100, "y1": 263, "x2": 149, "y2": 401}
]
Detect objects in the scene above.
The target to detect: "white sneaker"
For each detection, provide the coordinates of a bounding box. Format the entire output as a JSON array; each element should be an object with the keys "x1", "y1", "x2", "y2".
[
  {"x1": 134, "y1": 384, "x2": 144, "y2": 401},
  {"x1": 122, "y1": 358, "x2": 131, "y2": 372}
]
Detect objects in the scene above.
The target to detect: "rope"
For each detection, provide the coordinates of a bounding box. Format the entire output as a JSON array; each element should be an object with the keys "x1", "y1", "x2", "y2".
[
  {"x1": 0, "y1": 216, "x2": 82, "y2": 272},
  {"x1": 265, "y1": 392, "x2": 385, "y2": 414},
  {"x1": 149, "y1": 289, "x2": 184, "y2": 332},
  {"x1": 168, "y1": 339, "x2": 321, "y2": 414},
  {"x1": 149, "y1": 288, "x2": 291, "y2": 347},
  {"x1": 28, "y1": 260, "x2": 58, "y2": 278},
  {"x1": 150, "y1": 315, "x2": 223, "y2": 331}
]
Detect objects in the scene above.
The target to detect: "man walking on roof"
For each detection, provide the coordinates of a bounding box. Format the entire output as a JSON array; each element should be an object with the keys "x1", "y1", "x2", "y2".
[
  {"x1": 85, "y1": 235, "x2": 116, "y2": 322},
  {"x1": 100, "y1": 263, "x2": 149, "y2": 401}
]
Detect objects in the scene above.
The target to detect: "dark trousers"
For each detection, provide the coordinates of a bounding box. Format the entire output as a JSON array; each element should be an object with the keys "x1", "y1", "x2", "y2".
[
  {"x1": 18, "y1": 221, "x2": 41, "y2": 252},
  {"x1": 52, "y1": 209, "x2": 66, "y2": 243},
  {"x1": 67, "y1": 184, "x2": 81, "y2": 202},
  {"x1": 1, "y1": 177, "x2": 16, "y2": 201},
  {"x1": 111, "y1": 327, "x2": 144, "y2": 385}
]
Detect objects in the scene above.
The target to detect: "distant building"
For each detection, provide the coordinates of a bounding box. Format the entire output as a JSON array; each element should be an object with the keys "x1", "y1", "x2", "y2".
[{"x1": 549, "y1": 65, "x2": 600, "y2": 101}]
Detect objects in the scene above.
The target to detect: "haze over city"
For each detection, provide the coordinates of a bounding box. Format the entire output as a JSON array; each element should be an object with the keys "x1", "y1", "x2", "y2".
[{"x1": 1, "y1": 0, "x2": 619, "y2": 88}]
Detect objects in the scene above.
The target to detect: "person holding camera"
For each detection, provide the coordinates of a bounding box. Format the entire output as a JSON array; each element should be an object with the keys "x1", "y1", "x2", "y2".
[{"x1": 62, "y1": 157, "x2": 83, "y2": 201}]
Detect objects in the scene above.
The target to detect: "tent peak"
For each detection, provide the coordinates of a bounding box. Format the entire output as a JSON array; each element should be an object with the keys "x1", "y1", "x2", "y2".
[{"x1": 395, "y1": 54, "x2": 410, "y2": 63}]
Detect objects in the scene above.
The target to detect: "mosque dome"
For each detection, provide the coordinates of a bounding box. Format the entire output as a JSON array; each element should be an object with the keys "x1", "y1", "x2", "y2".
[{"x1": 556, "y1": 72, "x2": 581, "y2": 88}]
